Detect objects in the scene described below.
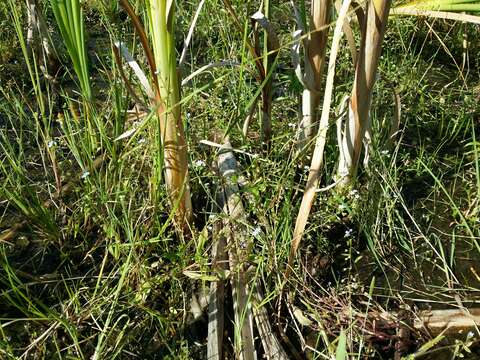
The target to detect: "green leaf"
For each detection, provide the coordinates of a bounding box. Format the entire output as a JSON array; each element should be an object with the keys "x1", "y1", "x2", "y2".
[
  {"x1": 418, "y1": 334, "x2": 445, "y2": 352},
  {"x1": 183, "y1": 270, "x2": 219, "y2": 282},
  {"x1": 49, "y1": 0, "x2": 91, "y2": 99},
  {"x1": 336, "y1": 330, "x2": 348, "y2": 360}
]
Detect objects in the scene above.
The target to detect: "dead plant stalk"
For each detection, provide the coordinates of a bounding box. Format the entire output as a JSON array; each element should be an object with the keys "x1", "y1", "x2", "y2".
[
  {"x1": 336, "y1": 0, "x2": 392, "y2": 185},
  {"x1": 295, "y1": 0, "x2": 331, "y2": 154}
]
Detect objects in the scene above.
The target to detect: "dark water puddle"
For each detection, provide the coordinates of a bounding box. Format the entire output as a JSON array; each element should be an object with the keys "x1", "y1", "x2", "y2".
[{"x1": 350, "y1": 176, "x2": 480, "y2": 358}]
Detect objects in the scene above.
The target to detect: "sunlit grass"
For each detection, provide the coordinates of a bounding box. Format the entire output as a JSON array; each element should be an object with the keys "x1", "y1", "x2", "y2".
[
  {"x1": 49, "y1": 0, "x2": 91, "y2": 99},
  {"x1": 0, "y1": 0, "x2": 479, "y2": 358}
]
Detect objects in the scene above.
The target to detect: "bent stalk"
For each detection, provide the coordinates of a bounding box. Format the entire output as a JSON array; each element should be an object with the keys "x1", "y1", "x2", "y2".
[
  {"x1": 288, "y1": 0, "x2": 352, "y2": 271},
  {"x1": 336, "y1": 0, "x2": 391, "y2": 186}
]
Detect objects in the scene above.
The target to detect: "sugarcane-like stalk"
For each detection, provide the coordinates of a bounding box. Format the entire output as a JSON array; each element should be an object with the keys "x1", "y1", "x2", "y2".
[
  {"x1": 391, "y1": 0, "x2": 480, "y2": 24},
  {"x1": 295, "y1": 0, "x2": 331, "y2": 154},
  {"x1": 147, "y1": 0, "x2": 193, "y2": 231},
  {"x1": 207, "y1": 217, "x2": 227, "y2": 360},
  {"x1": 217, "y1": 139, "x2": 256, "y2": 360},
  {"x1": 26, "y1": 0, "x2": 59, "y2": 79},
  {"x1": 288, "y1": 0, "x2": 352, "y2": 273},
  {"x1": 336, "y1": 0, "x2": 391, "y2": 185}
]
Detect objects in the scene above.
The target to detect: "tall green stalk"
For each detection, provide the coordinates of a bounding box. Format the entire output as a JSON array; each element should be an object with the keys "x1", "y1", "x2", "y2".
[{"x1": 146, "y1": 0, "x2": 193, "y2": 232}]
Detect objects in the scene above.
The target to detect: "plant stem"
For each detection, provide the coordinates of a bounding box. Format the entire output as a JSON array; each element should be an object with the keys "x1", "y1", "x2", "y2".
[
  {"x1": 148, "y1": 0, "x2": 193, "y2": 231},
  {"x1": 337, "y1": 0, "x2": 392, "y2": 185}
]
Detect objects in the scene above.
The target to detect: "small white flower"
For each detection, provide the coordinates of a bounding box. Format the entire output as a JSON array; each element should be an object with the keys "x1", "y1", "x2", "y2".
[
  {"x1": 47, "y1": 140, "x2": 57, "y2": 148},
  {"x1": 349, "y1": 189, "x2": 360, "y2": 200},
  {"x1": 467, "y1": 331, "x2": 475, "y2": 338},
  {"x1": 80, "y1": 171, "x2": 90, "y2": 180},
  {"x1": 288, "y1": 122, "x2": 296, "y2": 129},
  {"x1": 194, "y1": 159, "x2": 206, "y2": 168},
  {"x1": 251, "y1": 226, "x2": 261, "y2": 237},
  {"x1": 344, "y1": 228, "x2": 353, "y2": 238}
]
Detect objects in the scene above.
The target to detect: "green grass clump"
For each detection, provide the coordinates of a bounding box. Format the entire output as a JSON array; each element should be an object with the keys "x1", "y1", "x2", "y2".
[{"x1": 49, "y1": 0, "x2": 91, "y2": 99}]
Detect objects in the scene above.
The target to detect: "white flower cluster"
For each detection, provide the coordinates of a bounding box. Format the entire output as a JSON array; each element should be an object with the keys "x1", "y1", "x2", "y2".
[
  {"x1": 344, "y1": 228, "x2": 353, "y2": 238},
  {"x1": 193, "y1": 159, "x2": 206, "y2": 168},
  {"x1": 349, "y1": 189, "x2": 360, "y2": 200}
]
